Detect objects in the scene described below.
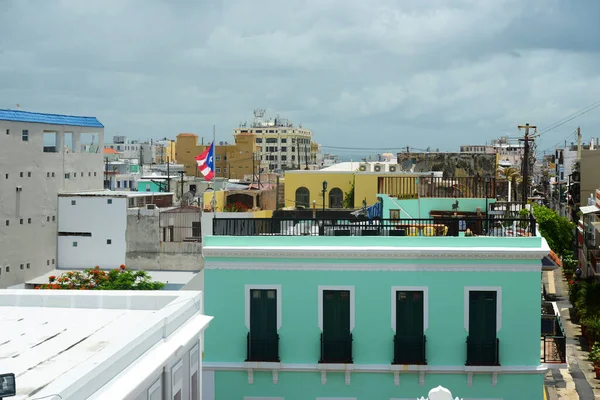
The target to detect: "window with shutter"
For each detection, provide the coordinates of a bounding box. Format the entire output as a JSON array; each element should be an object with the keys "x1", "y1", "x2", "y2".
[{"x1": 247, "y1": 289, "x2": 279, "y2": 361}]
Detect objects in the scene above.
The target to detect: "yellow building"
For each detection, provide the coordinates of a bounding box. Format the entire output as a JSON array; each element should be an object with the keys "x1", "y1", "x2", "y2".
[
  {"x1": 283, "y1": 168, "x2": 422, "y2": 209},
  {"x1": 155, "y1": 140, "x2": 177, "y2": 164},
  {"x1": 176, "y1": 133, "x2": 259, "y2": 179}
]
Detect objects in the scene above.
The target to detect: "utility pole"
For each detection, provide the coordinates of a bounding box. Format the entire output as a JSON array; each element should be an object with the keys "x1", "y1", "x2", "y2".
[
  {"x1": 518, "y1": 123, "x2": 537, "y2": 205},
  {"x1": 577, "y1": 126, "x2": 582, "y2": 160},
  {"x1": 166, "y1": 157, "x2": 170, "y2": 192},
  {"x1": 304, "y1": 144, "x2": 309, "y2": 170}
]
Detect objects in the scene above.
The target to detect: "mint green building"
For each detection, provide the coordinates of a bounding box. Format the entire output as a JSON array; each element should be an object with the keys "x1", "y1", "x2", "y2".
[{"x1": 202, "y1": 197, "x2": 558, "y2": 400}]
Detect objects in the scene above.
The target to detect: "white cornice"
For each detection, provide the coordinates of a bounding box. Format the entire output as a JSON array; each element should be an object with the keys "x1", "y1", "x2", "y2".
[
  {"x1": 203, "y1": 246, "x2": 549, "y2": 261},
  {"x1": 204, "y1": 362, "x2": 547, "y2": 375},
  {"x1": 205, "y1": 261, "x2": 541, "y2": 272}
]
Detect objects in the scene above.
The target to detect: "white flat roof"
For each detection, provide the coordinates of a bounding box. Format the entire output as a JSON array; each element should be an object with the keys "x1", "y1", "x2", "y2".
[
  {"x1": 0, "y1": 290, "x2": 211, "y2": 400},
  {"x1": 59, "y1": 190, "x2": 175, "y2": 197}
]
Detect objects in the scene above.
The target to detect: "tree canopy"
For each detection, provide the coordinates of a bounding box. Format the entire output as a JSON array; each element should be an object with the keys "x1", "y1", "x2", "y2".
[
  {"x1": 532, "y1": 204, "x2": 575, "y2": 257},
  {"x1": 36, "y1": 265, "x2": 165, "y2": 290}
]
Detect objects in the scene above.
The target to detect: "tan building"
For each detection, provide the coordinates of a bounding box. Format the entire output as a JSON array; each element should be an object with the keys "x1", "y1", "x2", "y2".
[
  {"x1": 233, "y1": 109, "x2": 321, "y2": 171},
  {"x1": 176, "y1": 132, "x2": 258, "y2": 180},
  {"x1": 580, "y1": 150, "x2": 600, "y2": 206}
]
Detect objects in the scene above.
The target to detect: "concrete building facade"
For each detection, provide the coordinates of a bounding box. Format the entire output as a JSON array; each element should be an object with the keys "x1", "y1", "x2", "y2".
[
  {"x1": 57, "y1": 191, "x2": 202, "y2": 272},
  {"x1": 233, "y1": 110, "x2": 320, "y2": 171},
  {"x1": 0, "y1": 109, "x2": 104, "y2": 288},
  {"x1": 176, "y1": 133, "x2": 258, "y2": 180}
]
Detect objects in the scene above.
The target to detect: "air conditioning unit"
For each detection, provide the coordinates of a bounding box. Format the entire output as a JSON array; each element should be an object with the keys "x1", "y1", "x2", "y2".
[
  {"x1": 15, "y1": 186, "x2": 22, "y2": 192},
  {"x1": 373, "y1": 163, "x2": 383, "y2": 173},
  {"x1": 146, "y1": 204, "x2": 156, "y2": 210},
  {"x1": 388, "y1": 164, "x2": 398, "y2": 173},
  {"x1": 358, "y1": 163, "x2": 370, "y2": 172}
]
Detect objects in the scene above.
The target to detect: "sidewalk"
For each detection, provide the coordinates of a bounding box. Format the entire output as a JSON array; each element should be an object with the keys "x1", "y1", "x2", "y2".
[{"x1": 544, "y1": 269, "x2": 600, "y2": 399}]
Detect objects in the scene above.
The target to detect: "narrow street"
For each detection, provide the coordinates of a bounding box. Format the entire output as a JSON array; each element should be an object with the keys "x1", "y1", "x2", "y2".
[{"x1": 544, "y1": 269, "x2": 599, "y2": 399}]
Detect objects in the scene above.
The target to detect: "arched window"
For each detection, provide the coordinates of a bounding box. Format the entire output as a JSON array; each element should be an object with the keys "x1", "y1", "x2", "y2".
[
  {"x1": 295, "y1": 187, "x2": 310, "y2": 208},
  {"x1": 329, "y1": 187, "x2": 343, "y2": 208}
]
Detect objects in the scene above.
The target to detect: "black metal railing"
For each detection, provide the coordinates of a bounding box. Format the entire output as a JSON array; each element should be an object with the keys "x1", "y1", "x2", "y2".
[
  {"x1": 392, "y1": 334, "x2": 427, "y2": 365},
  {"x1": 466, "y1": 337, "x2": 500, "y2": 366},
  {"x1": 541, "y1": 335, "x2": 566, "y2": 364},
  {"x1": 213, "y1": 216, "x2": 536, "y2": 237},
  {"x1": 245, "y1": 333, "x2": 280, "y2": 362},
  {"x1": 319, "y1": 333, "x2": 353, "y2": 364}
]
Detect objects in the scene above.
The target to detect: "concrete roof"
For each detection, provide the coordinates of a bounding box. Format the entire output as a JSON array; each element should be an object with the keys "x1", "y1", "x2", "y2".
[
  {"x1": 0, "y1": 290, "x2": 211, "y2": 399},
  {"x1": 58, "y1": 190, "x2": 175, "y2": 198}
]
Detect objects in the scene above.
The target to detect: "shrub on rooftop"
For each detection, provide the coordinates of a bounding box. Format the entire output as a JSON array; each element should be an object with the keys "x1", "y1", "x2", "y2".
[{"x1": 35, "y1": 265, "x2": 165, "y2": 290}]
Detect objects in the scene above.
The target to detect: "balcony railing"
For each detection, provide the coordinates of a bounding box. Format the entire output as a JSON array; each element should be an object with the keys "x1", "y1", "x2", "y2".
[
  {"x1": 541, "y1": 336, "x2": 566, "y2": 364},
  {"x1": 392, "y1": 334, "x2": 427, "y2": 365},
  {"x1": 246, "y1": 333, "x2": 280, "y2": 362},
  {"x1": 378, "y1": 176, "x2": 496, "y2": 199},
  {"x1": 319, "y1": 333, "x2": 353, "y2": 364},
  {"x1": 465, "y1": 337, "x2": 500, "y2": 366},
  {"x1": 213, "y1": 216, "x2": 536, "y2": 237}
]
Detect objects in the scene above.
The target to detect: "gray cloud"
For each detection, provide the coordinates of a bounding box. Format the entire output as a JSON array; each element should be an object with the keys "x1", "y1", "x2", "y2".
[{"x1": 0, "y1": 0, "x2": 599, "y2": 157}]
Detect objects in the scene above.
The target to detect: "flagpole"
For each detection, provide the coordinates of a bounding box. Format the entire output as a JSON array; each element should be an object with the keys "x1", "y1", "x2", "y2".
[{"x1": 211, "y1": 124, "x2": 216, "y2": 213}]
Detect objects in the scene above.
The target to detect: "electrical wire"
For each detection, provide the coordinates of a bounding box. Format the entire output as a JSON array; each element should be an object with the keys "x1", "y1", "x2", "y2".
[
  {"x1": 537, "y1": 100, "x2": 600, "y2": 136},
  {"x1": 536, "y1": 129, "x2": 578, "y2": 155}
]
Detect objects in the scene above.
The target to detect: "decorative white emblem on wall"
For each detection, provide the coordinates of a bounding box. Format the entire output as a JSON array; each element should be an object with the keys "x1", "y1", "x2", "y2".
[{"x1": 418, "y1": 385, "x2": 462, "y2": 400}]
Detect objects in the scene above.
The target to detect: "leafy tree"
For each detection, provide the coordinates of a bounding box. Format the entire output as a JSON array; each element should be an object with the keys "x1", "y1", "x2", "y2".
[
  {"x1": 36, "y1": 265, "x2": 165, "y2": 290},
  {"x1": 532, "y1": 204, "x2": 575, "y2": 257},
  {"x1": 343, "y1": 176, "x2": 355, "y2": 208}
]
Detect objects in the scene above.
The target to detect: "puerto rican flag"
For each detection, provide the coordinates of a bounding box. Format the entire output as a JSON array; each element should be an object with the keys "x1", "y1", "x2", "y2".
[{"x1": 195, "y1": 142, "x2": 215, "y2": 181}]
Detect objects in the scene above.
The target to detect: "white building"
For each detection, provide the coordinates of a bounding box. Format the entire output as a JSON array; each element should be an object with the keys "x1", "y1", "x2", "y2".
[
  {"x1": 0, "y1": 289, "x2": 212, "y2": 399},
  {"x1": 104, "y1": 135, "x2": 156, "y2": 165},
  {"x1": 0, "y1": 109, "x2": 104, "y2": 288},
  {"x1": 233, "y1": 109, "x2": 320, "y2": 171},
  {"x1": 57, "y1": 191, "x2": 203, "y2": 272}
]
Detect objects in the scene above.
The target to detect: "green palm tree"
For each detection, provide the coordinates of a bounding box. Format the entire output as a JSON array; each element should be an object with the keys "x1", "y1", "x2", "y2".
[{"x1": 497, "y1": 166, "x2": 521, "y2": 202}]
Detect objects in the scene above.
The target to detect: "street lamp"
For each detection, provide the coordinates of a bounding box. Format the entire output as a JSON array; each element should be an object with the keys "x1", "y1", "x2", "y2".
[{"x1": 322, "y1": 180, "x2": 328, "y2": 212}]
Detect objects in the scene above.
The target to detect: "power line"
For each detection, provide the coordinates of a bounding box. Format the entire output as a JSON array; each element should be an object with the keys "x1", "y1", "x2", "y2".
[
  {"x1": 537, "y1": 100, "x2": 600, "y2": 136},
  {"x1": 536, "y1": 129, "x2": 578, "y2": 155}
]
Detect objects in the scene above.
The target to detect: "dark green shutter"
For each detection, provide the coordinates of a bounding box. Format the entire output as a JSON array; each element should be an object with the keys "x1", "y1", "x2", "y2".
[
  {"x1": 322, "y1": 290, "x2": 351, "y2": 362},
  {"x1": 468, "y1": 291, "x2": 497, "y2": 365},
  {"x1": 394, "y1": 291, "x2": 425, "y2": 364},
  {"x1": 250, "y1": 289, "x2": 277, "y2": 338},
  {"x1": 396, "y1": 291, "x2": 424, "y2": 338},
  {"x1": 323, "y1": 290, "x2": 350, "y2": 338},
  {"x1": 249, "y1": 289, "x2": 278, "y2": 361},
  {"x1": 469, "y1": 291, "x2": 497, "y2": 341}
]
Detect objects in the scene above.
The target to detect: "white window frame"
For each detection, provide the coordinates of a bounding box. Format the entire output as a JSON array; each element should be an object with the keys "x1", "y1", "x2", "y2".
[
  {"x1": 464, "y1": 286, "x2": 502, "y2": 332},
  {"x1": 318, "y1": 285, "x2": 355, "y2": 332},
  {"x1": 245, "y1": 285, "x2": 282, "y2": 330},
  {"x1": 147, "y1": 377, "x2": 162, "y2": 400},
  {"x1": 171, "y1": 359, "x2": 183, "y2": 400},
  {"x1": 189, "y1": 343, "x2": 199, "y2": 400},
  {"x1": 391, "y1": 286, "x2": 428, "y2": 333}
]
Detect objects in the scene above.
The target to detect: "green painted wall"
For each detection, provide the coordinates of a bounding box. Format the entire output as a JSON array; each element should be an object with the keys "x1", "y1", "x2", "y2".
[
  {"x1": 203, "y1": 235, "x2": 543, "y2": 249},
  {"x1": 204, "y1": 269, "x2": 541, "y2": 366},
  {"x1": 137, "y1": 181, "x2": 163, "y2": 192},
  {"x1": 380, "y1": 194, "x2": 497, "y2": 219},
  {"x1": 212, "y1": 370, "x2": 544, "y2": 400}
]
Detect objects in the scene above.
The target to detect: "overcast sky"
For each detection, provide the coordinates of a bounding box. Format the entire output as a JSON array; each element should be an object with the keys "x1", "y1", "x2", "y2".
[{"x1": 1, "y1": 0, "x2": 599, "y2": 158}]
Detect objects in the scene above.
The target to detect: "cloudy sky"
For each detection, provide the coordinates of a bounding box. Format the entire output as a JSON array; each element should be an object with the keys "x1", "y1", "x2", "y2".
[{"x1": 1, "y1": 0, "x2": 599, "y2": 158}]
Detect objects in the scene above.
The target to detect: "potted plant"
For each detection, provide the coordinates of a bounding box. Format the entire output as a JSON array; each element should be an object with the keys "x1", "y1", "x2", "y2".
[{"x1": 590, "y1": 343, "x2": 600, "y2": 378}]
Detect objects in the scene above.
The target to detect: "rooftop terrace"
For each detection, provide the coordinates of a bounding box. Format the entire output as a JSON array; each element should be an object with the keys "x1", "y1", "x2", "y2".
[{"x1": 212, "y1": 215, "x2": 537, "y2": 238}]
